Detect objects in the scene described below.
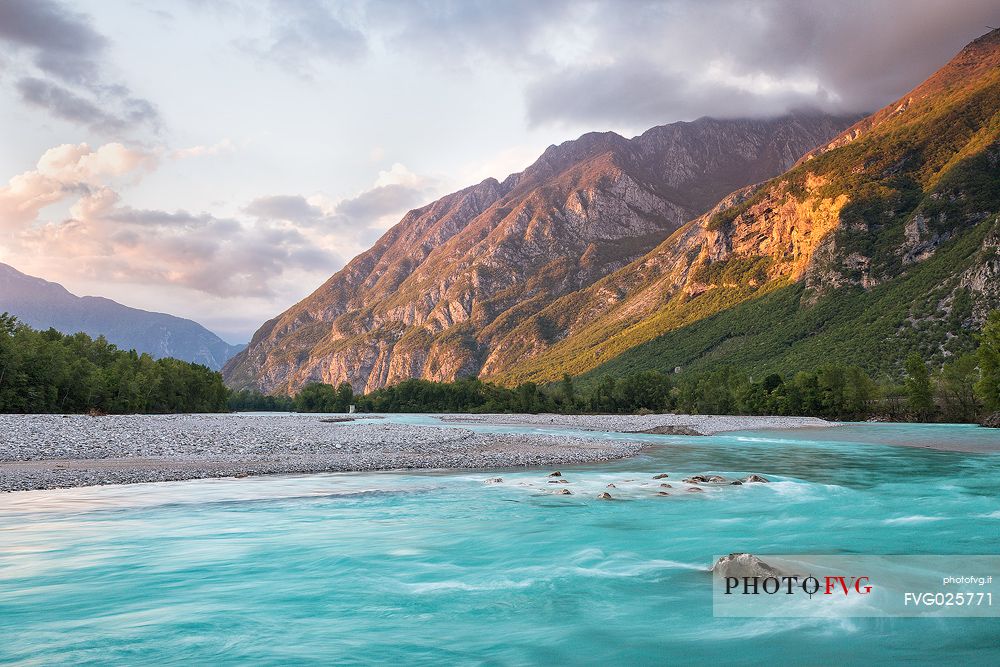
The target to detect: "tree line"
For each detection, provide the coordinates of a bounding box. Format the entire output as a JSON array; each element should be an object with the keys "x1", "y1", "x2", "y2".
[
  {"x1": 269, "y1": 311, "x2": 1000, "y2": 423},
  {"x1": 0, "y1": 314, "x2": 228, "y2": 414},
  {"x1": 3, "y1": 309, "x2": 999, "y2": 422}
]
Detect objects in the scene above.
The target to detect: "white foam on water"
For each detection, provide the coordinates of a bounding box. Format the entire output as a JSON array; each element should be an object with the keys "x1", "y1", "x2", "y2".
[
  {"x1": 759, "y1": 480, "x2": 820, "y2": 500},
  {"x1": 759, "y1": 516, "x2": 808, "y2": 528},
  {"x1": 881, "y1": 515, "x2": 946, "y2": 525},
  {"x1": 403, "y1": 578, "x2": 536, "y2": 594},
  {"x1": 691, "y1": 617, "x2": 860, "y2": 640},
  {"x1": 521, "y1": 554, "x2": 706, "y2": 580},
  {"x1": 388, "y1": 548, "x2": 425, "y2": 557}
]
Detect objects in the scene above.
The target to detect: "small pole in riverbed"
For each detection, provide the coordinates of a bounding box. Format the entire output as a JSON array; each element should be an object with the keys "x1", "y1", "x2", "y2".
[{"x1": 349, "y1": 404, "x2": 356, "y2": 414}]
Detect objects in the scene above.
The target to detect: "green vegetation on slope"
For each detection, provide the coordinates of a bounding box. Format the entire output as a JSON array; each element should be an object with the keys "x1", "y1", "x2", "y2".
[{"x1": 580, "y1": 218, "x2": 994, "y2": 382}]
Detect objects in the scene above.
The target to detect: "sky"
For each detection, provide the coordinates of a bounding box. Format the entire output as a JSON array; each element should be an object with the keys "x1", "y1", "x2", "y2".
[{"x1": 0, "y1": 0, "x2": 996, "y2": 342}]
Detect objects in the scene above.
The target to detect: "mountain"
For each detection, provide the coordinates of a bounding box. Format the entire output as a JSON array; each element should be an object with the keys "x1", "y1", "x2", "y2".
[
  {"x1": 496, "y1": 28, "x2": 1000, "y2": 385},
  {"x1": 224, "y1": 113, "x2": 857, "y2": 393},
  {"x1": 0, "y1": 263, "x2": 244, "y2": 370}
]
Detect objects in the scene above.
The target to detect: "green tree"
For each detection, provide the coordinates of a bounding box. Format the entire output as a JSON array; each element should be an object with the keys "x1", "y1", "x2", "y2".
[
  {"x1": 904, "y1": 353, "x2": 935, "y2": 421},
  {"x1": 560, "y1": 373, "x2": 576, "y2": 409},
  {"x1": 938, "y1": 353, "x2": 980, "y2": 422},
  {"x1": 975, "y1": 311, "x2": 1000, "y2": 413},
  {"x1": 844, "y1": 366, "x2": 877, "y2": 419},
  {"x1": 335, "y1": 382, "x2": 355, "y2": 412}
]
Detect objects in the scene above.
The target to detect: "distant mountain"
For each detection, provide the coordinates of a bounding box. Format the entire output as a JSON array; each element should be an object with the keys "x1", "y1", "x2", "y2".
[
  {"x1": 0, "y1": 263, "x2": 244, "y2": 370},
  {"x1": 224, "y1": 112, "x2": 857, "y2": 393}
]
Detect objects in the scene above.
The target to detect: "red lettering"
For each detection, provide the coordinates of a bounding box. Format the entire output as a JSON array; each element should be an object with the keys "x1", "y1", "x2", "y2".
[{"x1": 824, "y1": 576, "x2": 851, "y2": 595}]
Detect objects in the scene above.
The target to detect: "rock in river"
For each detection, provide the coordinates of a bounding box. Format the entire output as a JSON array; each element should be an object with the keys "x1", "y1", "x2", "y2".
[
  {"x1": 683, "y1": 475, "x2": 727, "y2": 484},
  {"x1": 711, "y1": 553, "x2": 784, "y2": 578}
]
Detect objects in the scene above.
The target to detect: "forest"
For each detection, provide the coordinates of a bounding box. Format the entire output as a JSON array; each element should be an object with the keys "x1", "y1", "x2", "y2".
[
  {"x1": 3, "y1": 310, "x2": 999, "y2": 423},
  {"x1": 0, "y1": 314, "x2": 228, "y2": 414}
]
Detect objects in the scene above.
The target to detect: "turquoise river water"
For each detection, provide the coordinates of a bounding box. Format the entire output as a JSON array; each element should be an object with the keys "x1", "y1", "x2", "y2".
[{"x1": 1, "y1": 416, "x2": 999, "y2": 665}]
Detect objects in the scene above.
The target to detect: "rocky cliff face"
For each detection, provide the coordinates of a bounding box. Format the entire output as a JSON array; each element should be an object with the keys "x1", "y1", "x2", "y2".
[
  {"x1": 224, "y1": 114, "x2": 856, "y2": 393},
  {"x1": 497, "y1": 28, "x2": 1000, "y2": 383}
]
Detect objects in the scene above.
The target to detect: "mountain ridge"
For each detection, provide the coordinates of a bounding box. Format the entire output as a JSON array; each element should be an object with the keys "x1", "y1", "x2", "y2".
[
  {"x1": 496, "y1": 28, "x2": 1000, "y2": 384},
  {"x1": 0, "y1": 263, "x2": 244, "y2": 370},
  {"x1": 224, "y1": 112, "x2": 858, "y2": 393}
]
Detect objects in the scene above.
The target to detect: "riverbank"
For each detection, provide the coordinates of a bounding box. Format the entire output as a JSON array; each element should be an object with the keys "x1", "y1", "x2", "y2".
[
  {"x1": 435, "y1": 413, "x2": 836, "y2": 434},
  {"x1": 0, "y1": 414, "x2": 646, "y2": 492}
]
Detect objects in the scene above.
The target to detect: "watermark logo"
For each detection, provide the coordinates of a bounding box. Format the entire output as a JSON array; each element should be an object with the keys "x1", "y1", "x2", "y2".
[
  {"x1": 712, "y1": 554, "x2": 998, "y2": 617},
  {"x1": 723, "y1": 574, "x2": 872, "y2": 597}
]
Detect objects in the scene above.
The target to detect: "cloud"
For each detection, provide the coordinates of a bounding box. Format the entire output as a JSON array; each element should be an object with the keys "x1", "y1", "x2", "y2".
[
  {"x1": 0, "y1": 0, "x2": 106, "y2": 83},
  {"x1": 344, "y1": 0, "x2": 999, "y2": 129},
  {"x1": 246, "y1": 0, "x2": 367, "y2": 74},
  {"x1": 245, "y1": 195, "x2": 324, "y2": 223},
  {"x1": 0, "y1": 142, "x2": 155, "y2": 229},
  {"x1": 365, "y1": 0, "x2": 578, "y2": 69},
  {"x1": 525, "y1": 63, "x2": 834, "y2": 129},
  {"x1": 517, "y1": 0, "x2": 1000, "y2": 127},
  {"x1": 336, "y1": 183, "x2": 424, "y2": 223},
  {"x1": 246, "y1": 163, "x2": 432, "y2": 245},
  {"x1": 0, "y1": 146, "x2": 435, "y2": 305},
  {"x1": 16, "y1": 77, "x2": 159, "y2": 133},
  {"x1": 184, "y1": 0, "x2": 998, "y2": 128},
  {"x1": 0, "y1": 0, "x2": 160, "y2": 133},
  {"x1": 170, "y1": 140, "x2": 237, "y2": 160},
  {"x1": 0, "y1": 142, "x2": 335, "y2": 298}
]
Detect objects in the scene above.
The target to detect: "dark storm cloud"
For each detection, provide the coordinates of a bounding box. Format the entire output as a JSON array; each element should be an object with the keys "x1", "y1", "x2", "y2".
[{"x1": 0, "y1": 0, "x2": 160, "y2": 133}]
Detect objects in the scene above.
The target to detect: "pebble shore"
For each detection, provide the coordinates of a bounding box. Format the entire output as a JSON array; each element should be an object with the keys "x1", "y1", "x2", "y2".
[
  {"x1": 0, "y1": 414, "x2": 645, "y2": 492},
  {"x1": 436, "y1": 413, "x2": 836, "y2": 434}
]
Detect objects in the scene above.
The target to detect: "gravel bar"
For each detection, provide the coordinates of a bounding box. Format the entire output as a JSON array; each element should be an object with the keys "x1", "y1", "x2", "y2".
[
  {"x1": 0, "y1": 414, "x2": 645, "y2": 492},
  {"x1": 435, "y1": 413, "x2": 837, "y2": 434}
]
